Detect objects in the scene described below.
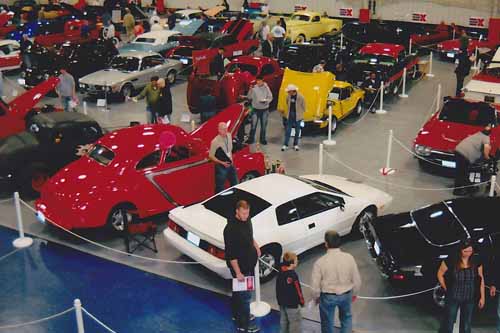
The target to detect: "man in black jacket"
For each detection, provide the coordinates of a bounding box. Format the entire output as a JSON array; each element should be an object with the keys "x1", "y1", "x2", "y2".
[
  {"x1": 211, "y1": 48, "x2": 226, "y2": 79},
  {"x1": 224, "y1": 200, "x2": 261, "y2": 333},
  {"x1": 489, "y1": 255, "x2": 500, "y2": 333},
  {"x1": 20, "y1": 34, "x2": 33, "y2": 69},
  {"x1": 455, "y1": 49, "x2": 472, "y2": 96}
]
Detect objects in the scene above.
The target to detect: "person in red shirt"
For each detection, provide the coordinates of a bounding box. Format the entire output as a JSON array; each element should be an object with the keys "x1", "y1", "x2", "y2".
[{"x1": 134, "y1": 21, "x2": 144, "y2": 36}]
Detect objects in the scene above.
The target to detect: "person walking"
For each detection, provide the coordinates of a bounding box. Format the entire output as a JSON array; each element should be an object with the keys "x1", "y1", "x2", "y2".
[
  {"x1": 276, "y1": 252, "x2": 304, "y2": 333},
  {"x1": 311, "y1": 230, "x2": 361, "y2": 333},
  {"x1": 102, "y1": 19, "x2": 115, "y2": 40},
  {"x1": 20, "y1": 34, "x2": 33, "y2": 69},
  {"x1": 133, "y1": 76, "x2": 161, "y2": 123},
  {"x1": 281, "y1": 84, "x2": 305, "y2": 151},
  {"x1": 56, "y1": 68, "x2": 77, "y2": 112},
  {"x1": 156, "y1": 78, "x2": 172, "y2": 123},
  {"x1": 455, "y1": 48, "x2": 472, "y2": 96},
  {"x1": 437, "y1": 240, "x2": 486, "y2": 333},
  {"x1": 209, "y1": 122, "x2": 238, "y2": 193},
  {"x1": 223, "y1": 200, "x2": 261, "y2": 333},
  {"x1": 123, "y1": 8, "x2": 136, "y2": 42},
  {"x1": 489, "y1": 255, "x2": 500, "y2": 333},
  {"x1": 247, "y1": 75, "x2": 272, "y2": 145},
  {"x1": 271, "y1": 20, "x2": 286, "y2": 58}
]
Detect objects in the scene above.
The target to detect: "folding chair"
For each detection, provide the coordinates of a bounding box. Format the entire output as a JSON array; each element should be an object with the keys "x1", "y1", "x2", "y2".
[{"x1": 124, "y1": 221, "x2": 158, "y2": 254}]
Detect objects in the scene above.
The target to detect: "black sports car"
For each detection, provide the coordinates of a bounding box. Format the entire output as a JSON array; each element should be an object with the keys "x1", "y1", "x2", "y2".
[
  {"x1": 361, "y1": 197, "x2": 500, "y2": 285},
  {"x1": 0, "y1": 112, "x2": 103, "y2": 196}
]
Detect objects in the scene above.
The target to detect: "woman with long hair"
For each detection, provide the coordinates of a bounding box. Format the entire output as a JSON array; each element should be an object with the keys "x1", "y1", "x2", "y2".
[{"x1": 437, "y1": 240, "x2": 485, "y2": 333}]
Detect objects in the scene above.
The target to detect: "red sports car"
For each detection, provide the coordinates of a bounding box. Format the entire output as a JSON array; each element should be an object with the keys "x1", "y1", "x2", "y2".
[
  {"x1": 436, "y1": 38, "x2": 497, "y2": 61},
  {"x1": 35, "y1": 104, "x2": 266, "y2": 231},
  {"x1": 34, "y1": 19, "x2": 107, "y2": 47},
  {"x1": 0, "y1": 76, "x2": 60, "y2": 140},
  {"x1": 410, "y1": 23, "x2": 456, "y2": 46},
  {"x1": 187, "y1": 56, "x2": 283, "y2": 113},
  {"x1": 414, "y1": 97, "x2": 500, "y2": 171}
]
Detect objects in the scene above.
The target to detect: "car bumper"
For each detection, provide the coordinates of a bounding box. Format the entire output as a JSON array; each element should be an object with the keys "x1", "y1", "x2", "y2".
[
  {"x1": 163, "y1": 228, "x2": 232, "y2": 279},
  {"x1": 417, "y1": 150, "x2": 457, "y2": 169}
]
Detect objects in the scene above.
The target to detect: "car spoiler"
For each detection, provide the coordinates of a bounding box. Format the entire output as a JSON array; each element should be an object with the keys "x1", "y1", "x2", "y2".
[{"x1": 8, "y1": 76, "x2": 60, "y2": 116}]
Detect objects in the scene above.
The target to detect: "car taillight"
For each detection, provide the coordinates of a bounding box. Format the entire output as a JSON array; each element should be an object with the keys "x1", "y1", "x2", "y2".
[
  {"x1": 392, "y1": 273, "x2": 405, "y2": 281},
  {"x1": 207, "y1": 244, "x2": 225, "y2": 260},
  {"x1": 168, "y1": 220, "x2": 181, "y2": 234}
]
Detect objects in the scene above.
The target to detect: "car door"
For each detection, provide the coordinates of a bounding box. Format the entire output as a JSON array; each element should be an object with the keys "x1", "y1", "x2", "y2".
[
  {"x1": 148, "y1": 54, "x2": 170, "y2": 79},
  {"x1": 340, "y1": 87, "x2": 355, "y2": 118},
  {"x1": 275, "y1": 200, "x2": 311, "y2": 254},
  {"x1": 311, "y1": 15, "x2": 322, "y2": 35},
  {"x1": 138, "y1": 56, "x2": 159, "y2": 86}
]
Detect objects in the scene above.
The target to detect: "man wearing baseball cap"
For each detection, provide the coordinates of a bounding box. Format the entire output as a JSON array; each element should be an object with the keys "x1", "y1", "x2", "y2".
[{"x1": 282, "y1": 84, "x2": 305, "y2": 151}]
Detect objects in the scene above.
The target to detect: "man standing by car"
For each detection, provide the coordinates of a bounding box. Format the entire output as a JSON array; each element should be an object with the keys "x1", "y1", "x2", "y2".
[
  {"x1": 453, "y1": 124, "x2": 492, "y2": 195},
  {"x1": 361, "y1": 72, "x2": 380, "y2": 113},
  {"x1": 312, "y1": 230, "x2": 361, "y2": 333},
  {"x1": 20, "y1": 34, "x2": 33, "y2": 69},
  {"x1": 123, "y1": 8, "x2": 135, "y2": 42},
  {"x1": 223, "y1": 200, "x2": 261, "y2": 333},
  {"x1": 133, "y1": 76, "x2": 161, "y2": 124},
  {"x1": 56, "y1": 68, "x2": 77, "y2": 112},
  {"x1": 211, "y1": 48, "x2": 227, "y2": 79},
  {"x1": 209, "y1": 122, "x2": 239, "y2": 193},
  {"x1": 455, "y1": 48, "x2": 472, "y2": 97},
  {"x1": 247, "y1": 75, "x2": 272, "y2": 145},
  {"x1": 271, "y1": 20, "x2": 286, "y2": 58},
  {"x1": 281, "y1": 84, "x2": 305, "y2": 151},
  {"x1": 167, "y1": 10, "x2": 176, "y2": 30}
]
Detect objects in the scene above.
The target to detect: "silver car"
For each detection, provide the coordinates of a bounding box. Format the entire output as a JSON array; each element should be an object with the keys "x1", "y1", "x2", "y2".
[{"x1": 78, "y1": 51, "x2": 183, "y2": 98}]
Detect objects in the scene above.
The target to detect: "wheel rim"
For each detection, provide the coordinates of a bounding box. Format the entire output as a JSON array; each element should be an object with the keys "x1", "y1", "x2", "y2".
[
  {"x1": 358, "y1": 211, "x2": 373, "y2": 234},
  {"x1": 331, "y1": 118, "x2": 337, "y2": 133},
  {"x1": 296, "y1": 35, "x2": 305, "y2": 43},
  {"x1": 110, "y1": 209, "x2": 130, "y2": 232},
  {"x1": 259, "y1": 253, "x2": 276, "y2": 279},
  {"x1": 356, "y1": 103, "x2": 362, "y2": 115},
  {"x1": 122, "y1": 86, "x2": 131, "y2": 98},
  {"x1": 31, "y1": 171, "x2": 49, "y2": 192},
  {"x1": 241, "y1": 172, "x2": 257, "y2": 182},
  {"x1": 167, "y1": 71, "x2": 176, "y2": 84}
]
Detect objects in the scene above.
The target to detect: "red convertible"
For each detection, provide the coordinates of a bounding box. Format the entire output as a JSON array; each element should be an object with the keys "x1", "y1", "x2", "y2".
[
  {"x1": 413, "y1": 97, "x2": 500, "y2": 171},
  {"x1": 0, "y1": 77, "x2": 60, "y2": 140},
  {"x1": 187, "y1": 56, "x2": 283, "y2": 113},
  {"x1": 35, "y1": 104, "x2": 266, "y2": 231},
  {"x1": 34, "y1": 19, "x2": 107, "y2": 47}
]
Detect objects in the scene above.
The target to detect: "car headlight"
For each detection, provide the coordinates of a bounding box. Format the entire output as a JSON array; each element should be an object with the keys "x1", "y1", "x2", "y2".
[
  {"x1": 437, "y1": 43, "x2": 443, "y2": 49},
  {"x1": 414, "y1": 144, "x2": 432, "y2": 156},
  {"x1": 79, "y1": 83, "x2": 86, "y2": 89}
]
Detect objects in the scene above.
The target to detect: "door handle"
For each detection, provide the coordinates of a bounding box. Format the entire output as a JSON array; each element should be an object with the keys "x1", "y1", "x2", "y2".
[{"x1": 308, "y1": 223, "x2": 316, "y2": 229}]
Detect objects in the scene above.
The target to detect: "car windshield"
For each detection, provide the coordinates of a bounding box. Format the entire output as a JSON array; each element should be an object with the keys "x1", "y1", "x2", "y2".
[
  {"x1": 109, "y1": 56, "x2": 139, "y2": 72},
  {"x1": 203, "y1": 188, "x2": 272, "y2": 219},
  {"x1": 226, "y1": 63, "x2": 258, "y2": 76},
  {"x1": 439, "y1": 99, "x2": 497, "y2": 126},
  {"x1": 249, "y1": 13, "x2": 266, "y2": 20},
  {"x1": 293, "y1": 176, "x2": 351, "y2": 196},
  {"x1": 135, "y1": 37, "x2": 156, "y2": 44},
  {"x1": 88, "y1": 144, "x2": 115, "y2": 166},
  {"x1": 411, "y1": 202, "x2": 467, "y2": 246},
  {"x1": 291, "y1": 14, "x2": 310, "y2": 21},
  {"x1": 353, "y1": 54, "x2": 396, "y2": 66}
]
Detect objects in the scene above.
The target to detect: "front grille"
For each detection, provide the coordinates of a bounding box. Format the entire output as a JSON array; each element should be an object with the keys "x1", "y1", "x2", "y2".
[{"x1": 427, "y1": 150, "x2": 456, "y2": 168}]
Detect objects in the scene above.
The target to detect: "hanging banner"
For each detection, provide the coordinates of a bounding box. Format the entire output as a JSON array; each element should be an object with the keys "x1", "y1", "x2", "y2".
[
  {"x1": 411, "y1": 13, "x2": 427, "y2": 22},
  {"x1": 469, "y1": 17, "x2": 485, "y2": 27},
  {"x1": 339, "y1": 8, "x2": 354, "y2": 17}
]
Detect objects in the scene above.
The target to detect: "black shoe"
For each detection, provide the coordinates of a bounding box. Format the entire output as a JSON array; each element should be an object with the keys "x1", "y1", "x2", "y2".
[
  {"x1": 237, "y1": 324, "x2": 260, "y2": 332},
  {"x1": 260, "y1": 140, "x2": 268, "y2": 145},
  {"x1": 232, "y1": 315, "x2": 255, "y2": 321}
]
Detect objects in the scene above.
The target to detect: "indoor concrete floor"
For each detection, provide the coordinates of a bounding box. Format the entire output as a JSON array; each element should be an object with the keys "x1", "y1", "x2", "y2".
[{"x1": 0, "y1": 58, "x2": 498, "y2": 332}]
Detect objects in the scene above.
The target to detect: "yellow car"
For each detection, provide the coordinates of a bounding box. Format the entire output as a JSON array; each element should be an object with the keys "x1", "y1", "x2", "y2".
[
  {"x1": 277, "y1": 68, "x2": 365, "y2": 133},
  {"x1": 285, "y1": 11, "x2": 342, "y2": 43}
]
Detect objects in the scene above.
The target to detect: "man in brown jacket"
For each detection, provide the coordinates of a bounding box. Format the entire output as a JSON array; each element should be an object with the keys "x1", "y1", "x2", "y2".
[
  {"x1": 123, "y1": 8, "x2": 135, "y2": 42},
  {"x1": 281, "y1": 84, "x2": 305, "y2": 151}
]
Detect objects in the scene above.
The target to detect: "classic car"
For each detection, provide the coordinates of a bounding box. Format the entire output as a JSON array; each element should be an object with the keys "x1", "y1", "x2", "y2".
[
  {"x1": 414, "y1": 97, "x2": 500, "y2": 171},
  {"x1": 348, "y1": 43, "x2": 420, "y2": 96},
  {"x1": 119, "y1": 30, "x2": 181, "y2": 54},
  {"x1": 35, "y1": 104, "x2": 266, "y2": 231},
  {"x1": 78, "y1": 52, "x2": 182, "y2": 99},
  {"x1": 0, "y1": 112, "x2": 103, "y2": 196},
  {"x1": 0, "y1": 11, "x2": 16, "y2": 38},
  {"x1": 174, "y1": 9, "x2": 204, "y2": 22},
  {"x1": 436, "y1": 37, "x2": 497, "y2": 61},
  {"x1": 277, "y1": 68, "x2": 365, "y2": 133},
  {"x1": 20, "y1": 38, "x2": 118, "y2": 91},
  {"x1": 285, "y1": 11, "x2": 342, "y2": 43},
  {"x1": 0, "y1": 39, "x2": 21, "y2": 71},
  {"x1": 360, "y1": 197, "x2": 500, "y2": 298},
  {"x1": 0, "y1": 77, "x2": 60, "y2": 140},
  {"x1": 187, "y1": 56, "x2": 283, "y2": 113},
  {"x1": 410, "y1": 23, "x2": 456, "y2": 47},
  {"x1": 37, "y1": 3, "x2": 77, "y2": 20},
  {"x1": 7, "y1": 15, "x2": 79, "y2": 41},
  {"x1": 164, "y1": 173, "x2": 392, "y2": 281},
  {"x1": 34, "y1": 19, "x2": 108, "y2": 48},
  {"x1": 463, "y1": 47, "x2": 500, "y2": 104}
]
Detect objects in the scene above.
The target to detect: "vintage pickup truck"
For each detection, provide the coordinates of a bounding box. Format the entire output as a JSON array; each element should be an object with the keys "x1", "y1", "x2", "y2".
[{"x1": 285, "y1": 11, "x2": 342, "y2": 43}]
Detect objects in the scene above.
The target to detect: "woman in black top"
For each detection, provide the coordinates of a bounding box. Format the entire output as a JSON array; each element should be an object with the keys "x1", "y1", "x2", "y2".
[
  {"x1": 156, "y1": 78, "x2": 173, "y2": 123},
  {"x1": 437, "y1": 240, "x2": 485, "y2": 333}
]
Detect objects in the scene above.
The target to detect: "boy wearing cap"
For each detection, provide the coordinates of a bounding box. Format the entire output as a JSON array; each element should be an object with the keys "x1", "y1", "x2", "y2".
[
  {"x1": 276, "y1": 252, "x2": 304, "y2": 333},
  {"x1": 282, "y1": 84, "x2": 305, "y2": 151}
]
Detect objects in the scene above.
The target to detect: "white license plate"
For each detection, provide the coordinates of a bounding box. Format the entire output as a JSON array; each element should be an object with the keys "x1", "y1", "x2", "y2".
[
  {"x1": 180, "y1": 58, "x2": 188, "y2": 65},
  {"x1": 374, "y1": 242, "x2": 381, "y2": 256},
  {"x1": 36, "y1": 211, "x2": 46, "y2": 224},
  {"x1": 446, "y1": 52, "x2": 455, "y2": 58},
  {"x1": 17, "y1": 78, "x2": 25, "y2": 85},
  {"x1": 187, "y1": 231, "x2": 201, "y2": 246},
  {"x1": 442, "y1": 160, "x2": 456, "y2": 168},
  {"x1": 233, "y1": 50, "x2": 243, "y2": 56}
]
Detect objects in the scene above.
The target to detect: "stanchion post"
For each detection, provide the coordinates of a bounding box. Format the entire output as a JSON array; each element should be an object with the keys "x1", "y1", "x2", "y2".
[
  {"x1": 426, "y1": 52, "x2": 435, "y2": 77},
  {"x1": 435, "y1": 83, "x2": 442, "y2": 113},
  {"x1": 472, "y1": 46, "x2": 479, "y2": 70},
  {"x1": 379, "y1": 130, "x2": 395, "y2": 175},
  {"x1": 399, "y1": 68, "x2": 408, "y2": 98},
  {"x1": 376, "y1": 81, "x2": 387, "y2": 114},
  {"x1": 409, "y1": 38, "x2": 412, "y2": 55},
  {"x1": 323, "y1": 103, "x2": 336, "y2": 146},
  {"x1": 83, "y1": 101, "x2": 88, "y2": 115},
  {"x1": 190, "y1": 119, "x2": 196, "y2": 131},
  {"x1": 318, "y1": 143, "x2": 324, "y2": 175},
  {"x1": 250, "y1": 263, "x2": 271, "y2": 317},
  {"x1": 12, "y1": 192, "x2": 33, "y2": 249},
  {"x1": 340, "y1": 32, "x2": 344, "y2": 49},
  {"x1": 74, "y1": 299, "x2": 85, "y2": 333},
  {"x1": 489, "y1": 175, "x2": 497, "y2": 197}
]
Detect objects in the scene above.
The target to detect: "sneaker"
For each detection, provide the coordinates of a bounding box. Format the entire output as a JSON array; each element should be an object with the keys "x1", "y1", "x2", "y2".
[
  {"x1": 232, "y1": 315, "x2": 255, "y2": 321},
  {"x1": 294, "y1": 145, "x2": 300, "y2": 151},
  {"x1": 281, "y1": 145, "x2": 288, "y2": 151},
  {"x1": 237, "y1": 324, "x2": 260, "y2": 332}
]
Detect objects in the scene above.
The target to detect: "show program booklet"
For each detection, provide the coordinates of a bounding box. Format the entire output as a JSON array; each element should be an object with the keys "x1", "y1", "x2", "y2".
[{"x1": 232, "y1": 276, "x2": 255, "y2": 292}]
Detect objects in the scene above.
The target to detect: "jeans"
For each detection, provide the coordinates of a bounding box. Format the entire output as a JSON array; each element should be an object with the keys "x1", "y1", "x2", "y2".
[
  {"x1": 61, "y1": 96, "x2": 73, "y2": 112},
  {"x1": 454, "y1": 152, "x2": 470, "y2": 191},
  {"x1": 440, "y1": 298, "x2": 474, "y2": 333},
  {"x1": 496, "y1": 295, "x2": 500, "y2": 333},
  {"x1": 146, "y1": 106, "x2": 157, "y2": 124},
  {"x1": 319, "y1": 291, "x2": 353, "y2": 333},
  {"x1": 283, "y1": 117, "x2": 301, "y2": 147},
  {"x1": 273, "y1": 37, "x2": 284, "y2": 58},
  {"x1": 456, "y1": 73, "x2": 466, "y2": 96},
  {"x1": 231, "y1": 290, "x2": 252, "y2": 330},
  {"x1": 215, "y1": 164, "x2": 238, "y2": 194},
  {"x1": 248, "y1": 108, "x2": 269, "y2": 143},
  {"x1": 280, "y1": 306, "x2": 302, "y2": 333}
]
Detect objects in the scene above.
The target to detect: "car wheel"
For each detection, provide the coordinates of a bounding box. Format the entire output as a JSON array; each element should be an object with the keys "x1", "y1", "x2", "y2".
[
  {"x1": 19, "y1": 163, "x2": 51, "y2": 197},
  {"x1": 259, "y1": 244, "x2": 282, "y2": 283},
  {"x1": 433, "y1": 283, "x2": 446, "y2": 308},
  {"x1": 295, "y1": 34, "x2": 306, "y2": 43},
  {"x1": 354, "y1": 102, "x2": 363, "y2": 117},
  {"x1": 352, "y1": 208, "x2": 375, "y2": 239},
  {"x1": 107, "y1": 206, "x2": 132, "y2": 233},
  {"x1": 329, "y1": 116, "x2": 338, "y2": 134},
  {"x1": 166, "y1": 70, "x2": 177, "y2": 84},
  {"x1": 120, "y1": 84, "x2": 133, "y2": 99},
  {"x1": 392, "y1": 82, "x2": 399, "y2": 96},
  {"x1": 240, "y1": 171, "x2": 260, "y2": 183}
]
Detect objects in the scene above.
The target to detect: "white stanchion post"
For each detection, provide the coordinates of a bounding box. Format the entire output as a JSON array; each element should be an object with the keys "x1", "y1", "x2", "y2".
[
  {"x1": 318, "y1": 143, "x2": 324, "y2": 175},
  {"x1": 453, "y1": 308, "x2": 460, "y2": 333},
  {"x1": 409, "y1": 38, "x2": 412, "y2": 55},
  {"x1": 83, "y1": 101, "x2": 88, "y2": 115},
  {"x1": 12, "y1": 192, "x2": 33, "y2": 249},
  {"x1": 376, "y1": 81, "x2": 387, "y2": 114},
  {"x1": 379, "y1": 130, "x2": 396, "y2": 175},
  {"x1": 426, "y1": 52, "x2": 435, "y2": 77},
  {"x1": 74, "y1": 299, "x2": 85, "y2": 333},
  {"x1": 472, "y1": 46, "x2": 479, "y2": 71},
  {"x1": 340, "y1": 32, "x2": 344, "y2": 49},
  {"x1": 323, "y1": 103, "x2": 336, "y2": 146},
  {"x1": 475, "y1": 59, "x2": 482, "y2": 74},
  {"x1": 399, "y1": 68, "x2": 408, "y2": 98},
  {"x1": 489, "y1": 175, "x2": 497, "y2": 197},
  {"x1": 250, "y1": 263, "x2": 271, "y2": 317},
  {"x1": 436, "y1": 83, "x2": 442, "y2": 113},
  {"x1": 190, "y1": 119, "x2": 196, "y2": 132}
]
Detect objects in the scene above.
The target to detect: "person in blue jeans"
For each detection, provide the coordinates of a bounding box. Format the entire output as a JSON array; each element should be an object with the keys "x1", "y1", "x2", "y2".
[
  {"x1": 208, "y1": 122, "x2": 239, "y2": 194},
  {"x1": 311, "y1": 230, "x2": 361, "y2": 333},
  {"x1": 281, "y1": 84, "x2": 305, "y2": 151},
  {"x1": 437, "y1": 240, "x2": 485, "y2": 333},
  {"x1": 246, "y1": 76, "x2": 272, "y2": 145},
  {"x1": 488, "y1": 255, "x2": 500, "y2": 333},
  {"x1": 56, "y1": 68, "x2": 77, "y2": 112}
]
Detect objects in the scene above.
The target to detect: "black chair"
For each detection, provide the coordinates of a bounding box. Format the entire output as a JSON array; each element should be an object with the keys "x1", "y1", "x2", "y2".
[{"x1": 124, "y1": 220, "x2": 158, "y2": 254}]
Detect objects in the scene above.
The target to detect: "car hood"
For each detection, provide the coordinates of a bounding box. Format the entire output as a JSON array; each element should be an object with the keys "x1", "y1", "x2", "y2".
[
  {"x1": 79, "y1": 69, "x2": 132, "y2": 86},
  {"x1": 0, "y1": 131, "x2": 39, "y2": 167},
  {"x1": 119, "y1": 43, "x2": 155, "y2": 53}
]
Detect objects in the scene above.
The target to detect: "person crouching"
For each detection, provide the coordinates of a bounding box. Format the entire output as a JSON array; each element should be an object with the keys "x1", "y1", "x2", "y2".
[{"x1": 276, "y1": 252, "x2": 304, "y2": 333}]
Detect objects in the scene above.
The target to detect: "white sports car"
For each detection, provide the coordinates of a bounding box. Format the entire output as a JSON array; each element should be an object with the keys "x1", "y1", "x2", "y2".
[{"x1": 164, "y1": 173, "x2": 393, "y2": 281}]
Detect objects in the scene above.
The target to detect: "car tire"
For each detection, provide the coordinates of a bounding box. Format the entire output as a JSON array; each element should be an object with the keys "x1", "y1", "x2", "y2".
[
  {"x1": 120, "y1": 84, "x2": 133, "y2": 99},
  {"x1": 240, "y1": 171, "x2": 260, "y2": 183},
  {"x1": 329, "y1": 116, "x2": 338, "y2": 134},
  {"x1": 352, "y1": 207, "x2": 376, "y2": 239},
  {"x1": 354, "y1": 101, "x2": 363, "y2": 117},
  {"x1": 166, "y1": 70, "x2": 177, "y2": 84},
  {"x1": 107, "y1": 205, "x2": 133, "y2": 233},
  {"x1": 392, "y1": 82, "x2": 399, "y2": 96},
  {"x1": 295, "y1": 34, "x2": 306, "y2": 43},
  {"x1": 259, "y1": 244, "x2": 282, "y2": 283},
  {"x1": 19, "y1": 163, "x2": 51, "y2": 197}
]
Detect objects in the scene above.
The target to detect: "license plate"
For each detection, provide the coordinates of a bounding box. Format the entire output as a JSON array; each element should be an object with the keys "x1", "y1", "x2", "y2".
[
  {"x1": 233, "y1": 50, "x2": 243, "y2": 56},
  {"x1": 17, "y1": 78, "x2": 25, "y2": 85},
  {"x1": 180, "y1": 58, "x2": 188, "y2": 65},
  {"x1": 374, "y1": 242, "x2": 381, "y2": 256},
  {"x1": 446, "y1": 52, "x2": 455, "y2": 58},
  {"x1": 36, "y1": 211, "x2": 46, "y2": 224},
  {"x1": 442, "y1": 160, "x2": 456, "y2": 168},
  {"x1": 187, "y1": 231, "x2": 201, "y2": 246}
]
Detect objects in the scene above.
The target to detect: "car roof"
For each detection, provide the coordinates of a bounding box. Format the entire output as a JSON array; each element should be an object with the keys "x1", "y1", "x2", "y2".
[
  {"x1": 118, "y1": 51, "x2": 163, "y2": 59},
  {"x1": 135, "y1": 30, "x2": 180, "y2": 40},
  {"x1": 33, "y1": 112, "x2": 98, "y2": 128},
  {"x1": 231, "y1": 55, "x2": 273, "y2": 66},
  {"x1": 232, "y1": 173, "x2": 315, "y2": 205},
  {"x1": 292, "y1": 11, "x2": 320, "y2": 16},
  {"x1": 360, "y1": 43, "x2": 404, "y2": 58}
]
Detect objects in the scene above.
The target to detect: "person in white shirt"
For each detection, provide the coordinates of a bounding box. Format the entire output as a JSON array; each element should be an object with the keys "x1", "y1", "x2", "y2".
[
  {"x1": 271, "y1": 20, "x2": 286, "y2": 58},
  {"x1": 102, "y1": 21, "x2": 115, "y2": 40},
  {"x1": 259, "y1": 21, "x2": 270, "y2": 42}
]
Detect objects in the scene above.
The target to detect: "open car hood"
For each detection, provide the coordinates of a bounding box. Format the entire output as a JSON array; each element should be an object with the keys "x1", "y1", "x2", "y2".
[{"x1": 8, "y1": 76, "x2": 60, "y2": 118}]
